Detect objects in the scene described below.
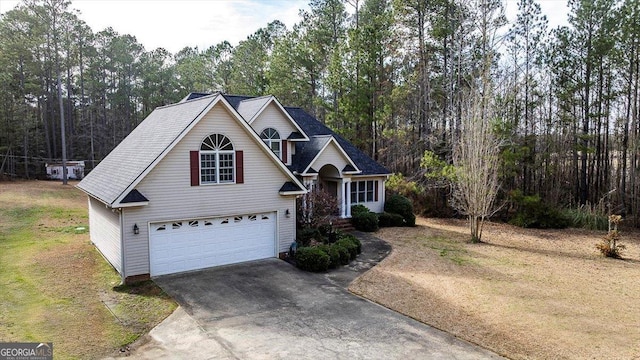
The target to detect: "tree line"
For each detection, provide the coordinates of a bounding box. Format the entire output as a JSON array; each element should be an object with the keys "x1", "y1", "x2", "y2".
[{"x1": 1, "y1": 0, "x2": 639, "y2": 224}]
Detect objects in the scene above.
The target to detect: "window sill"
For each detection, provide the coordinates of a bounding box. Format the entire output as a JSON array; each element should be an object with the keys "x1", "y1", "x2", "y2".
[{"x1": 200, "y1": 181, "x2": 237, "y2": 186}]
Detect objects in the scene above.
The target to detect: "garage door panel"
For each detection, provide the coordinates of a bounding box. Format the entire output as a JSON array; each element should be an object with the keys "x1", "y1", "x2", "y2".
[{"x1": 149, "y1": 212, "x2": 276, "y2": 276}]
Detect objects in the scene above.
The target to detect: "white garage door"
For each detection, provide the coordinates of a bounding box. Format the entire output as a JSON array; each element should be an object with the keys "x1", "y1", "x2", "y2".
[{"x1": 149, "y1": 212, "x2": 276, "y2": 276}]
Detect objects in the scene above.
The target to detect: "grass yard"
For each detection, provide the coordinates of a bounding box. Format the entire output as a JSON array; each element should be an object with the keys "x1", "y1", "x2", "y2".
[
  {"x1": 0, "y1": 180, "x2": 176, "y2": 359},
  {"x1": 350, "y1": 217, "x2": 640, "y2": 360}
]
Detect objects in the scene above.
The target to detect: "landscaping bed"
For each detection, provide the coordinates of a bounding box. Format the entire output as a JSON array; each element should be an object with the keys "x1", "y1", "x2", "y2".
[
  {"x1": 349, "y1": 217, "x2": 640, "y2": 359},
  {"x1": 0, "y1": 181, "x2": 176, "y2": 359},
  {"x1": 292, "y1": 229, "x2": 362, "y2": 272}
]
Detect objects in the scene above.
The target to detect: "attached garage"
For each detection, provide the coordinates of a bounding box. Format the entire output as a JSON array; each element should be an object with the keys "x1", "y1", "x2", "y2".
[
  {"x1": 78, "y1": 93, "x2": 384, "y2": 284},
  {"x1": 149, "y1": 212, "x2": 277, "y2": 276}
]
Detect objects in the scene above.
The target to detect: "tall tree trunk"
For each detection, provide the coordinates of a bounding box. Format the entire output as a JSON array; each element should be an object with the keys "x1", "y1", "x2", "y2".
[{"x1": 581, "y1": 36, "x2": 592, "y2": 205}]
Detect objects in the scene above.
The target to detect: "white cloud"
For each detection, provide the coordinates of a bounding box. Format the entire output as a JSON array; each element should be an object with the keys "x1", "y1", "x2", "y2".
[
  {"x1": 504, "y1": 0, "x2": 569, "y2": 30},
  {"x1": 0, "y1": 0, "x2": 310, "y2": 53},
  {"x1": 2, "y1": 0, "x2": 571, "y2": 53}
]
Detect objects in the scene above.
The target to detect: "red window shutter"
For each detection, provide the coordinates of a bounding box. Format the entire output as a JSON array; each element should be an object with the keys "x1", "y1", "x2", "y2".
[
  {"x1": 190, "y1": 151, "x2": 199, "y2": 186},
  {"x1": 282, "y1": 140, "x2": 288, "y2": 163},
  {"x1": 374, "y1": 180, "x2": 379, "y2": 202},
  {"x1": 236, "y1": 150, "x2": 244, "y2": 184}
]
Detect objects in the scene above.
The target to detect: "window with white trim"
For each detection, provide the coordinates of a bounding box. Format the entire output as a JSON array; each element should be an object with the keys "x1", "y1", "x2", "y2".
[
  {"x1": 260, "y1": 128, "x2": 281, "y2": 158},
  {"x1": 350, "y1": 180, "x2": 376, "y2": 203},
  {"x1": 200, "y1": 134, "x2": 234, "y2": 184}
]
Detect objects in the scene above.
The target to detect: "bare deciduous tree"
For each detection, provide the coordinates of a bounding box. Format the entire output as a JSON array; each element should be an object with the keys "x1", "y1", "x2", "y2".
[
  {"x1": 296, "y1": 188, "x2": 340, "y2": 228},
  {"x1": 451, "y1": 89, "x2": 502, "y2": 242}
]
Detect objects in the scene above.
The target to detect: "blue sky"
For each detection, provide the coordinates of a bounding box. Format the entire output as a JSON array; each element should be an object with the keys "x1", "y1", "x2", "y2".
[{"x1": 0, "y1": 0, "x2": 568, "y2": 54}]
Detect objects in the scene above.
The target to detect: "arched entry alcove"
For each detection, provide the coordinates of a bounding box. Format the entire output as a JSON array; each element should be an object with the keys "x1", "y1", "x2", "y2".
[{"x1": 318, "y1": 164, "x2": 341, "y2": 200}]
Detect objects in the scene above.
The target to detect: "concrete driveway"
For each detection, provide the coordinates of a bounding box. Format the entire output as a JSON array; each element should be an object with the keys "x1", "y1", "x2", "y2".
[{"x1": 112, "y1": 249, "x2": 503, "y2": 359}]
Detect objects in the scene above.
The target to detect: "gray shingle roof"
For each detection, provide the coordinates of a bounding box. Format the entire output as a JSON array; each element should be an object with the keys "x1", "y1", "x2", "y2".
[
  {"x1": 236, "y1": 96, "x2": 271, "y2": 122},
  {"x1": 223, "y1": 94, "x2": 389, "y2": 176},
  {"x1": 288, "y1": 135, "x2": 332, "y2": 173},
  {"x1": 222, "y1": 95, "x2": 252, "y2": 110},
  {"x1": 77, "y1": 94, "x2": 218, "y2": 205},
  {"x1": 284, "y1": 107, "x2": 391, "y2": 176},
  {"x1": 181, "y1": 92, "x2": 211, "y2": 102}
]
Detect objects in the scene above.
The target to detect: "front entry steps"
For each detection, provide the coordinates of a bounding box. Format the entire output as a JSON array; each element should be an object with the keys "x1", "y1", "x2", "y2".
[{"x1": 333, "y1": 218, "x2": 355, "y2": 232}]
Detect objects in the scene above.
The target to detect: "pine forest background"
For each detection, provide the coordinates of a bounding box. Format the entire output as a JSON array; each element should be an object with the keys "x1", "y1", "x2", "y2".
[{"x1": 1, "y1": 0, "x2": 639, "y2": 225}]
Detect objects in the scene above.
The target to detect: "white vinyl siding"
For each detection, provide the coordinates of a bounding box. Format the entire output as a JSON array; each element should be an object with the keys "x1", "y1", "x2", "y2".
[
  {"x1": 88, "y1": 196, "x2": 122, "y2": 273},
  {"x1": 250, "y1": 104, "x2": 299, "y2": 140},
  {"x1": 309, "y1": 141, "x2": 350, "y2": 174},
  {"x1": 250, "y1": 104, "x2": 301, "y2": 165},
  {"x1": 122, "y1": 103, "x2": 296, "y2": 277}
]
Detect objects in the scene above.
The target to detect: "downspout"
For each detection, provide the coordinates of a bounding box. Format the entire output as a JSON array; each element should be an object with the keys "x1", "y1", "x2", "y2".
[
  {"x1": 276, "y1": 209, "x2": 280, "y2": 257},
  {"x1": 119, "y1": 207, "x2": 126, "y2": 284}
]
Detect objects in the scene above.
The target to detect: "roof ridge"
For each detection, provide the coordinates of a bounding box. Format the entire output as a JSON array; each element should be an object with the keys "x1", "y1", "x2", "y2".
[
  {"x1": 165, "y1": 93, "x2": 219, "y2": 108},
  {"x1": 239, "y1": 95, "x2": 271, "y2": 102},
  {"x1": 311, "y1": 134, "x2": 333, "y2": 138}
]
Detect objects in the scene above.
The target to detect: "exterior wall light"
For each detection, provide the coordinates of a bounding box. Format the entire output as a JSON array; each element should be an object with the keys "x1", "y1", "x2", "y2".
[
  {"x1": 285, "y1": 209, "x2": 291, "y2": 218},
  {"x1": 133, "y1": 224, "x2": 139, "y2": 235}
]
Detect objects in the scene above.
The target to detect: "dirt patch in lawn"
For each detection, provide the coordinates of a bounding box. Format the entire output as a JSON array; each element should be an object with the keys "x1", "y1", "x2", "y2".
[
  {"x1": 0, "y1": 180, "x2": 176, "y2": 359},
  {"x1": 350, "y1": 217, "x2": 640, "y2": 360}
]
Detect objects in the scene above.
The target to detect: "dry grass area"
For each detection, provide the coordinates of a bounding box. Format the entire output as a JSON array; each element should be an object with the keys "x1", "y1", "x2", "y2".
[
  {"x1": 350, "y1": 217, "x2": 640, "y2": 360},
  {"x1": 0, "y1": 180, "x2": 176, "y2": 359}
]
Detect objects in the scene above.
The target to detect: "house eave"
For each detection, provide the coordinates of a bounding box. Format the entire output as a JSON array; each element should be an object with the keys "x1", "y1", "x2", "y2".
[
  {"x1": 114, "y1": 201, "x2": 149, "y2": 208},
  {"x1": 76, "y1": 185, "x2": 114, "y2": 208},
  {"x1": 348, "y1": 173, "x2": 391, "y2": 178},
  {"x1": 279, "y1": 190, "x2": 307, "y2": 196}
]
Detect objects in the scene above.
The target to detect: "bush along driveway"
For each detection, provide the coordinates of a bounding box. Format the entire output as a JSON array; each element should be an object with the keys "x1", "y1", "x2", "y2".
[
  {"x1": 118, "y1": 232, "x2": 503, "y2": 359},
  {"x1": 293, "y1": 232, "x2": 368, "y2": 272}
]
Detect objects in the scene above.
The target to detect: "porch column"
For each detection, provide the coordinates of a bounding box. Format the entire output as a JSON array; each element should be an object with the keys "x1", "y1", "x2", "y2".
[
  {"x1": 340, "y1": 180, "x2": 347, "y2": 218},
  {"x1": 345, "y1": 180, "x2": 351, "y2": 217}
]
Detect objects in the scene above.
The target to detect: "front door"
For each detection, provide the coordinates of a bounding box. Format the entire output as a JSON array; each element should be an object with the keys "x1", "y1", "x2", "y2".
[{"x1": 325, "y1": 180, "x2": 338, "y2": 199}]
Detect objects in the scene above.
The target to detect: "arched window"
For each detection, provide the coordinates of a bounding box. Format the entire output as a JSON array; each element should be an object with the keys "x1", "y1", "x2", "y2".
[
  {"x1": 260, "y1": 128, "x2": 281, "y2": 158},
  {"x1": 200, "y1": 134, "x2": 234, "y2": 184}
]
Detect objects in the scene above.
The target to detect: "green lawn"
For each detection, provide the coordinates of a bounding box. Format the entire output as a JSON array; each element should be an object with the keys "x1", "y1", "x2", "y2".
[{"x1": 0, "y1": 181, "x2": 176, "y2": 359}]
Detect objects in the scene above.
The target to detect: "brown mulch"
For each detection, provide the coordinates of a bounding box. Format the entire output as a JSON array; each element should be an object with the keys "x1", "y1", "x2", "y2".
[{"x1": 349, "y1": 217, "x2": 640, "y2": 360}]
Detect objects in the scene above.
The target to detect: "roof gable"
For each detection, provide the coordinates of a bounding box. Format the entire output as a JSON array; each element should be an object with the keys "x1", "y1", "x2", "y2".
[
  {"x1": 250, "y1": 102, "x2": 306, "y2": 142},
  {"x1": 304, "y1": 136, "x2": 360, "y2": 175},
  {"x1": 228, "y1": 95, "x2": 309, "y2": 141},
  {"x1": 77, "y1": 94, "x2": 219, "y2": 205},
  {"x1": 285, "y1": 107, "x2": 390, "y2": 176},
  {"x1": 77, "y1": 94, "x2": 305, "y2": 206}
]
